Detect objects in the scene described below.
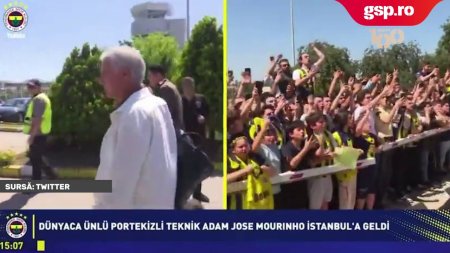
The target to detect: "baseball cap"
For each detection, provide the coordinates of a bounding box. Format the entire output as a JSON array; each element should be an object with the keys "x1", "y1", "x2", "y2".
[{"x1": 27, "y1": 79, "x2": 41, "y2": 87}]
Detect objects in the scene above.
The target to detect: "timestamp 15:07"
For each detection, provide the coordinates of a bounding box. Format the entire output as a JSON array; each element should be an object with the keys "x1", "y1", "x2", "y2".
[{"x1": 0, "y1": 241, "x2": 24, "y2": 250}]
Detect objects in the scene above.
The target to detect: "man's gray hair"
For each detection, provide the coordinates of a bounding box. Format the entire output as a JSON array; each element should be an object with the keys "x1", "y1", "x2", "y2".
[{"x1": 100, "y1": 46, "x2": 145, "y2": 85}]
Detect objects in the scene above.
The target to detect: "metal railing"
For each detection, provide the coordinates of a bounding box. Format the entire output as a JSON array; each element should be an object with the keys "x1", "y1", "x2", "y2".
[{"x1": 227, "y1": 127, "x2": 450, "y2": 194}]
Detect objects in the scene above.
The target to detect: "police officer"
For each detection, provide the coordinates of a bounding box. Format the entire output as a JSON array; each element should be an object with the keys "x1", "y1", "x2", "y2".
[{"x1": 24, "y1": 79, "x2": 57, "y2": 180}]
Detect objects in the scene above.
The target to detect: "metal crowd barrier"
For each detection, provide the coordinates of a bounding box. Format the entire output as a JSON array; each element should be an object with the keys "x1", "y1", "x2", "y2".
[{"x1": 227, "y1": 127, "x2": 450, "y2": 194}]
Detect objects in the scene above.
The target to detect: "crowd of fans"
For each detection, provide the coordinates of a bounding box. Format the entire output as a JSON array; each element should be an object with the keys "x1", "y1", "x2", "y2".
[{"x1": 227, "y1": 44, "x2": 450, "y2": 210}]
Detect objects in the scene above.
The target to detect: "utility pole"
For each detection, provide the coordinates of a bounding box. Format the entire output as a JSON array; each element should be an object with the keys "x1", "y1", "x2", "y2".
[
  {"x1": 290, "y1": 0, "x2": 296, "y2": 63},
  {"x1": 186, "y1": 0, "x2": 190, "y2": 40}
]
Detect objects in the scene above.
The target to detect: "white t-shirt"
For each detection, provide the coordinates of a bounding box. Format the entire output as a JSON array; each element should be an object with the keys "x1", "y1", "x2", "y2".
[
  {"x1": 354, "y1": 105, "x2": 377, "y2": 135},
  {"x1": 292, "y1": 69, "x2": 304, "y2": 81}
]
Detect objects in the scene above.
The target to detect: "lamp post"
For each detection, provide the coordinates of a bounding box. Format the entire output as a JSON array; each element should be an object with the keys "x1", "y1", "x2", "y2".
[{"x1": 290, "y1": 0, "x2": 295, "y2": 63}]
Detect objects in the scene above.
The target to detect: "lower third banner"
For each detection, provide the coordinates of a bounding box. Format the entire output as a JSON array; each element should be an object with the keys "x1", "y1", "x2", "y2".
[{"x1": 0, "y1": 210, "x2": 449, "y2": 251}]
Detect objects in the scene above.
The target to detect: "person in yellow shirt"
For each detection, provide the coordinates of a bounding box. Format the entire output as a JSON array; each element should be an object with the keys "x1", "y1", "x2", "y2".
[
  {"x1": 305, "y1": 112, "x2": 337, "y2": 210},
  {"x1": 24, "y1": 79, "x2": 57, "y2": 181},
  {"x1": 332, "y1": 110, "x2": 358, "y2": 209},
  {"x1": 227, "y1": 136, "x2": 276, "y2": 210}
]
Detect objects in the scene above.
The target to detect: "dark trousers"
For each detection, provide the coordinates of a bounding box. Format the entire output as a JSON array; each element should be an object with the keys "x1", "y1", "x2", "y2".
[
  {"x1": 392, "y1": 147, "x2": 418, "y2": 196},
  {"x1": 374, "y1": 148, "x2": 394, "y2": 209},
  {"x1": 29, "y1": 135, "x2": 56, "y2": 180},
  {"x1": 279, "y1": 181, "x2": 309, "y2": 209},
  {"x1": 273, "y1": 193, "x2": 283, "y2": 210},
  {"x1": 438, "y1": 140, "x2": 450, "y2": 172},
  {"x1": 192, "y1": 129, "x2": 207, "y2": 198},
  {"x1": 418, "y1": 140, "x2": 431, "y2": 184}
]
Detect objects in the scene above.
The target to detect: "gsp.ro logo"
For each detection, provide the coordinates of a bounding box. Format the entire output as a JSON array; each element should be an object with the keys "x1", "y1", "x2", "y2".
[{"x1": 5, "y1": 212, "x2": 28, "y2": 239}]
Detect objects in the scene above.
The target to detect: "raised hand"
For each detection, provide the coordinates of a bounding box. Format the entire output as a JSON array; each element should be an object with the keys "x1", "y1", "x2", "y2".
[
  {"x1": 395, "y1": 97, "x2": 405, "y2": 108},
  {"x1": 252, "y1": 87, "x2": 259, "y2": 98},
  {"x1": 274, "y1": 70, "x2": 283, "y2": 83},
  {"x1": 242, "y1": 72, "x2": 252, "y2": 85},
  {"x1": 445, "y1": 69, "x2": 450, "y2": 80},
  {"x1": 333, "y1": 70, "x2": 342, "y2": 79},
  {"x1": 386, "y1": 73, "x2": 392, "y2": 84},
  {"x1": 393, "y1": 68, "x2": 399, "y2": 78},
  {"x1": 433, "y1": 67, "x2": 440, "y2": 77},
  {"x1": 372, "y1": 74, "x2": 382, "y2": 83},
  {"x1": 304, "y1": 136, "x2": 318, "y2": 151}
]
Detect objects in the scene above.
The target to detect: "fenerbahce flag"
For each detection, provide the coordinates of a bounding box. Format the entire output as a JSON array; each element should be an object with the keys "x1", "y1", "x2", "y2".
[{"x1": 245, "y1": 166, "x2": 274, "y2": 210}]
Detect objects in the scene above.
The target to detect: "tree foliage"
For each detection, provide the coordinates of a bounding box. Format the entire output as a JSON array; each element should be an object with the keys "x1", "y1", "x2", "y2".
[
  {"x1": 180, "y1": 16, "x2": 223, "y2": 135},
  {"x1": 49, "y1": 43, "x2": 112, "y2": 149},
  {"x1": 360, "y1": 42, "x2": 422, "y2": 88},
  {"x1": 132, "y1": 33, "x2": 181, "y2": 81},
  {"x1": 434, "y1": 19, "x2": 450, "y2": 71}
]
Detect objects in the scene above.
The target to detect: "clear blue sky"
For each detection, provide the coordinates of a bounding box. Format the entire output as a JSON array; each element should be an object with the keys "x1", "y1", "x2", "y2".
[
  {"x1": 0, "y1": 0, "x2": 222, "y2": 82},
  {"x1": 228, "y1": 0, "x2": 450, "y2": 80}
]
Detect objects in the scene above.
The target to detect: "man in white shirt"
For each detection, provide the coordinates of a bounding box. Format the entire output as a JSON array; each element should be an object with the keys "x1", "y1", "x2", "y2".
[
  {"x1": 94, "y1": 46, "x2": 177, "y2": 209},
  {"x1": 353, "y1": 85, "x2": 391, "y2": 135}
]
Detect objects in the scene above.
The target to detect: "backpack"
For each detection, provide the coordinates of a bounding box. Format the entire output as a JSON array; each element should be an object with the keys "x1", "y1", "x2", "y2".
[{"x1": 175, "y1": 132, "x2": 215, "y2": 209}]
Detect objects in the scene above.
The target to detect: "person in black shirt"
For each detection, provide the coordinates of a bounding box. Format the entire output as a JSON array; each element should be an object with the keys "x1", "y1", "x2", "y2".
[
  {"x1": 181, "y1": 77, "x2": 210, "y2": 203},
  {"x1": 281, "y1": 120, "x2": 317, "y2": 209},
  {"x1": 353, "y1": 110, "x2": 381, "y2": 210},
  {"x1": 181, "y1": 77, "x2": 209, "y2": 138}
]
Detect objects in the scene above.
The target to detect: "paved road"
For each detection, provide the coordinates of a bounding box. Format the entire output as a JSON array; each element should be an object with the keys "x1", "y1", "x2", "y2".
[
  {"x1": 0, "y1": 132, "x2": 27, "y2": 153},
  {"x1": 0, "y1": 176, "x2": 223, "y2": 210},
  {"x1": 0, "y1": 132, "x2": 224, "y2": 209}
]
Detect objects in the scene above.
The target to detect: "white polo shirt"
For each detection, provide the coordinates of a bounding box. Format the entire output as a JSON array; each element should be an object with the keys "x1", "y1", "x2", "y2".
[
  {"x1": 94, "y1": 87, "x2": 177, "y2": 209},
  {"x1": 354, "y1": 105, "x2": 377, "y2": 135}
]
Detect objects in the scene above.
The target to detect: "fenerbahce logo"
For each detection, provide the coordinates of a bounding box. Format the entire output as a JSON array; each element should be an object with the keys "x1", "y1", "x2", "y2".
[
  {"x1": 5, "y1": 213, "x2": 28, "y2": 239},
  {"x1": 3, "y1": 2, "x2": 28, "y2": 32}
]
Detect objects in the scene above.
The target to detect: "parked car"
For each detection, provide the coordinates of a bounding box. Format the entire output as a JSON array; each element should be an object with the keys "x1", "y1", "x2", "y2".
[{"x1": 0, "y1": 97, "x2": 30, "y2": 122}]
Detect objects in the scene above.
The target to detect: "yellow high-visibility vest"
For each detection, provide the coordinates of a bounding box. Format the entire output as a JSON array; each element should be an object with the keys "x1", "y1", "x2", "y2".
[
  {"x1": 298, "y1": 68, "x2": 308, "y2": 79},
  {"x1": 23, "y1": 93, "x2": 52, "y2": 135},
  {"x1": 297, "y1": 68, "x2": 314, "y2": 91},
  {"x1": 363, "y1": 134, "x2": 376, "y2": 158},
  {"x1": 333, "y1": 131, "x2": 357, "y2": 182},
  {"x1": 316, "y1": 131, "x2": 336, "y2": 167},
  {"x1": 332, "y1": 131, "x2": 353, "y2": 148},
  {"x1": 397, "y1": 113, "x2": 419, "y2": 139},
  {"x1": 227, "y1": 155, "x2": 274, "y2": 210},
  {"x1": 248, "y1": 117, "x2": 283, "y2": 148}
]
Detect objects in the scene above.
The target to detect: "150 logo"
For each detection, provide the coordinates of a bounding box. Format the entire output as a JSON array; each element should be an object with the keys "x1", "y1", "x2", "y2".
[{"x1": 371, "y1": 29, "x2": 405, "y2": 49}]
